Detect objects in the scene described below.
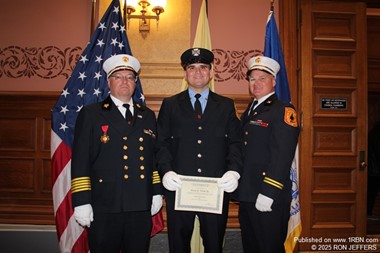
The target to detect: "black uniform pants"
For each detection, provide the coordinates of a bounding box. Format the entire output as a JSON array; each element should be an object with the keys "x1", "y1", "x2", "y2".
[
  {"x1": 88, "y1": 210, "x2": 152, "y2": 253},
  {"x1": 239, "y1": 201, "x2": 289, "y2": 253}
]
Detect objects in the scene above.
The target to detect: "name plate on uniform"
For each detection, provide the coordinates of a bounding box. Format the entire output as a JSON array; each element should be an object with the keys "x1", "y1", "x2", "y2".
[{"x1": 175, "y1": 175, "x2": 224, "y2": 214}]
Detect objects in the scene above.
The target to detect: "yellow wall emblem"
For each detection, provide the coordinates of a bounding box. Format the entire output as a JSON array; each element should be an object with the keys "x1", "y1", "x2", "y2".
[{"x1": 284, "y1": 107, "x2": 298, "y2": 127}]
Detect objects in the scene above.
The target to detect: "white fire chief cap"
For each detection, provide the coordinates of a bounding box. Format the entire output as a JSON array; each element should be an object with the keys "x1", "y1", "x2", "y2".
[
  {"x1": 103, "y1": 54, "x2": 141, "y2": 78},
  {"x1": 247, "y1": 56, "x2": 280, "y2": 77}
]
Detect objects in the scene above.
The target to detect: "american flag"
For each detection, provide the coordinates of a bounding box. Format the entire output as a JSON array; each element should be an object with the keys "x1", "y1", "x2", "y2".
[{"x1": 51, "y1": 0, "x2": 147, "y2": 252}]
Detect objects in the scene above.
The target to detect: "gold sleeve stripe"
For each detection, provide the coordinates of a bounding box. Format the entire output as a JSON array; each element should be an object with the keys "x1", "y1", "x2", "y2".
[
  {"x1": 263, "y1": 177, "x2": 284, "y2": 189},
  {"x1": 72, "y1": 177, "x2": 91, "y2": 183},
  {"x1": 152, "y1": 171, "x2": 161, "y2": 184},
  {"x1": 71, "y1": 177, "x2": 91, "y2": 193}
]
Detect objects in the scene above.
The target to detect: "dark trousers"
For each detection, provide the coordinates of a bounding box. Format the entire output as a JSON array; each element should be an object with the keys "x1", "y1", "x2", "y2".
[
  {"x1": 88, "y1": 210, "x2": 152, "y2": 253},
  {"x1": 165, "y1": 192, "x2": 229, "y2": 253},
  {"x1": 239, "y1": 201, "x2": 289, "y2": 253}
]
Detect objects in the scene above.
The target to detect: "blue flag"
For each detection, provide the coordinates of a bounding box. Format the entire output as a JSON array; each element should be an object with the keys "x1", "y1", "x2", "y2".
[
  {"x1": 51, "y1": 0, "x2": 146, "y2": 251},
  {"x1": 263, "y1": 11, "x2": 302, "y2": 253},
  {"x1": 264, "y1": 11, "x2": 291, "y2": 103}
]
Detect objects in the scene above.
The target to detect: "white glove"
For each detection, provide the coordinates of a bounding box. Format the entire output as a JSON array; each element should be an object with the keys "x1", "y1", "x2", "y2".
[
  {"x1": 217, "y1": 171, "x2": 240, "y2": 193},
  {"x1": 151, "y1": 195, "x2": 163, "y2": 215},
  {"x1": 74, "y1": 204, "x2": 93, "y2": 227},
  {"x1": 162, "y1": 171, "x2": 182, "y2": 191},
  {"x1": 255, "y1": 193, "x2": 274, "y2": 212}
]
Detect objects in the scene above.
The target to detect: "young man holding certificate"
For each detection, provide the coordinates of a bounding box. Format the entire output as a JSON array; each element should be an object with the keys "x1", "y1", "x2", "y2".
[{"x1": 156, "y1": 47, "x2": 243, "y2": 253}]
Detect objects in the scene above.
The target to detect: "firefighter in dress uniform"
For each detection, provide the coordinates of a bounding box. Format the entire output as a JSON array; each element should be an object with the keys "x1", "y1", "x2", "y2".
[
  {"x1": 233, "y1": 56, "x2": 300, "y2": 253},
  {"x1": 156, "y1": 48, "x2": 243, "y2": 253},
  {"x1": 71, "y1": 54, "x2": 162, "y2": 253}
]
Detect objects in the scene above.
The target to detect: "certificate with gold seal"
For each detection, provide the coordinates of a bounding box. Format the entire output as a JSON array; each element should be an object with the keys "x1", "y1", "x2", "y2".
[{"x1": 174, "y1": 175, "x2": 224, "y2": 214}]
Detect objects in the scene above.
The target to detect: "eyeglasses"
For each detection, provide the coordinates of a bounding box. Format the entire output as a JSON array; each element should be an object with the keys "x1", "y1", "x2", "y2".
[
  {"x1": 110, "y1": 74, "x2": 138, "y2": 82},
  {"x1": 248, "y1": 76, "x2": 270, "y2": 84}
]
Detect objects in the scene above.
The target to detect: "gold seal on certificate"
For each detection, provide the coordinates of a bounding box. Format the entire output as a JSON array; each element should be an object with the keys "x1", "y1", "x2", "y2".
[{"x1": 174, "y1": 175, "x2": 224, "y2": 214}]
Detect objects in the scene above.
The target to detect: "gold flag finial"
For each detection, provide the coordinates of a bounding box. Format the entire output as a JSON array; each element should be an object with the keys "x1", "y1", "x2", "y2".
[{"x1": 270, "y1": 0, "x2": 274, "y2": 12}]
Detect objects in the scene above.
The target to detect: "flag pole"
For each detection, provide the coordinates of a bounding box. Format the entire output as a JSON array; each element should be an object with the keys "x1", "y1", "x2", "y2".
[
  {"x1": 123, "y1": 0, "x2": 127, "y2": 29},
  {"x1": 91, "y1": 0, "x2": 97, "y2": 36},
  {"x1": 270, "y1": 0, "x2": 274, "y2": 11}
]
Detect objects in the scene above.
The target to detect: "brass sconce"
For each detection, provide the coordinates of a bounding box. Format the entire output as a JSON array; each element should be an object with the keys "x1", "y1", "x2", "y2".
[{"x1": 124, "y1": 0, "x2": 167, "y2": 32}]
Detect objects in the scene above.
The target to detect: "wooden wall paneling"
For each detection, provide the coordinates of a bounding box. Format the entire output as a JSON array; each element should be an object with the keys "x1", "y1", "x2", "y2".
[
  {"x1": 367, "y1": 18, "x2": 380, "y2": 91},
  {"x1": 0, "y1": 93, "x2": 57, "y2": 224},
  {"x1": 300, "y1": 1, "x2": 367, "y2": 250}
]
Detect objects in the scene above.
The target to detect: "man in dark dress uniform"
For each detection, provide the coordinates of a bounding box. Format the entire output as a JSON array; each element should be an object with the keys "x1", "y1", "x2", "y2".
[
  {"x1": 233, "y1": 56, "x2": 299, "y2": 253},
  {"x1": 156, "y1": 48, "x2": 243, "y2": 253},
  {"x1": 71, "y1": 54, "x2": 162, "y2": 253}
]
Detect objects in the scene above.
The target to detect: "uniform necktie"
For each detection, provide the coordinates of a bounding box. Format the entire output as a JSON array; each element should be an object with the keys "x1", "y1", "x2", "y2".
[
  {"x1": 194, "y1": 94, "x2": 202, "y2": 119},
  {"x1": 123, "y1": 104, "x2": 133, "y2": 125},
  {"x1": 248, "y1": 100, "x2": 258, "y2": 116}
]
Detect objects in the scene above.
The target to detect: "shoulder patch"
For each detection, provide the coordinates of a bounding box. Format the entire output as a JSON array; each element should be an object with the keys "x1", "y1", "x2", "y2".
[{"x1": 284, "y1": 107, "x2": 298, "y2": 127}]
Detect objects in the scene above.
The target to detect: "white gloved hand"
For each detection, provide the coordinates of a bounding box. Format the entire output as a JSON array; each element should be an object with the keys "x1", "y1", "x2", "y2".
[
  {"x1": 151, "y1": 195, "x2": 163, "y2": 215},
  {"x1": 74, "y1": 204, "x2": 93, "y2": 227},
  {"x1": 217, "y1": 171, "x2": 240, "y2": 193},
  {"x1": 255, "y1": 193, "x2": 274, "y2": 212},
  {"x1": 162, "y1": 171, "x2": 182, "y2": 191}
]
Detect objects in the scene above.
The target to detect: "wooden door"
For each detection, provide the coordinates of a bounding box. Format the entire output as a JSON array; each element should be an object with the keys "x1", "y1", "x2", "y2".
[{"x1": 299, "y1": 0, "x2": 368, "y2": 251}]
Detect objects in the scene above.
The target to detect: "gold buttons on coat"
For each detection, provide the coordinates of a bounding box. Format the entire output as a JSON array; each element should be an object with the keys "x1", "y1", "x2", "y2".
[
  {"x1": 140, "y1": 156, "x2": 144, "y2": 161},
  {"x1": 140, "y1": 165, "x2": 145, "y2": 170},
  {"x1": 124, "y1": 165, "x2": 129, "y2": 170},
  {"x1": 99, "y1": 179, "x2": 103, "y2": 183},
  {"x1": 139, "y1": 146, "x2": 144, "y2": 151},
  {"x1": 123, "y1": 145, "x2": 128, "y2": 150},
  {"x1": 123, "y1": 155, "x2": 128, "y2": 160},
  {"x1": 139, "y1": 137, "x2": 144, "y2": 142},
  {"x1": 123, "y1": 136, "x2": 128, "y2": 140},
  {"x1": 140, "y1": 174, "x2": 145, "y2": 179},
  {"x1": 124, "y1": 174, "x2": 129, "y2": 179}
]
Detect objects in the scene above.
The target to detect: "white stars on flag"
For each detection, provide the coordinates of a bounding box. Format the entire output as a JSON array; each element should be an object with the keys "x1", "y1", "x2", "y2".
[
  {"x1": 59, "y1": 122, "x2": 69, "y2": 132},
  {"x1": 61, "y1": 88, "x2": 70, "y2": 98},
  {"x1": 112, "y1": 22, "x2": 119, "y2": 30},
  {"x1": 111, "y1": 38, "x2": 118, "y2": 46},
  {"x1": 95, "y1": 55, "x2": 103, "y2": 63},
  {"x1": 99, "y1": 22, "x2": 106, "y2": 31},
  {"x1": 60, "y1": 106, "x2": 69, "y2": 115},
  {"x1": 79, "y1": 55, "x2": 89, "y2": 64},
  {"x1": 97, "y1": 39, "x2": 105, "y2": 47},
  {"x1": 78, "y1": 72, "x2": 87, "y2": 81},
  {"x1": 94, "y1": 72, "x2": 102, "y2": 80},
  {"x1": 113, "y1": 6, "x2": 120, "y2": 14},
  {"x1": 93, "y1": 88, "x2": 102, "y2": 96},
  {"x1": 77, "y1": 89, "x2": 86, "y2": 97}
]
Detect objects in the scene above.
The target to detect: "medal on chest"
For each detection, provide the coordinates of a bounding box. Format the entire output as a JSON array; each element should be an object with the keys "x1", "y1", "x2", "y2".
[{"x1": 100, "y1": 125, "x2": 110, "y2": 143}]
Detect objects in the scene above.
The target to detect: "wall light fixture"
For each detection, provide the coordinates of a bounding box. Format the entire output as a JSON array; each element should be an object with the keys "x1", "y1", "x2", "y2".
[{"x1": 124, "y1": 0, "x2": 167, "y2": 32}]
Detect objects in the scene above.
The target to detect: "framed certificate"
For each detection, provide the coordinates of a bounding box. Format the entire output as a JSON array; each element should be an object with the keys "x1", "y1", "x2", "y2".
[{"x1": 174, "y1": 175, "x2": 224, "y2": 214}]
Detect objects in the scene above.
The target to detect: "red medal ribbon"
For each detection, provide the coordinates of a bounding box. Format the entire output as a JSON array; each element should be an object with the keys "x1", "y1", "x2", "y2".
[{"x1": 101, "y1": 125, "x2": 109, "y2": 134}]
